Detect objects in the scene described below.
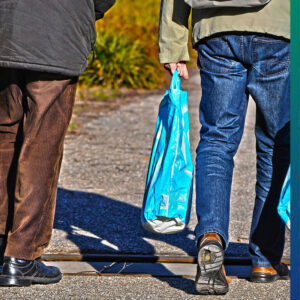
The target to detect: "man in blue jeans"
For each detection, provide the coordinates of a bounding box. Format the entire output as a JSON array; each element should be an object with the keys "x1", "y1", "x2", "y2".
[{"x1": 159, "y1": 0, "x2": 290, "y2": 295}]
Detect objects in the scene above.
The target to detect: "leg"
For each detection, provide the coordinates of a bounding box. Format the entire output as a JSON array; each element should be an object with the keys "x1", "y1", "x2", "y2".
[
  {"x1": 248, "y1": 36, "x2": 290, "y2": 268},
  {"x1": 194, "y1": 36, "x2": 248, "y2": 249},
  {"x1": 194, "y1": 35, "x2": 248, "y2": 295},
  {"x1": 0, "y1": 68, "x2": 24, "y2": 255},
  {"x1": 4, "y1": 71, "x2": 78, "y2": 260}
]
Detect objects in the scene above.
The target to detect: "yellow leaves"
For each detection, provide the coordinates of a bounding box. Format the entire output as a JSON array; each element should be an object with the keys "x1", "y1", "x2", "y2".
[{"x1": 80, "y1": 0, "x2": 165, "y2": 90}]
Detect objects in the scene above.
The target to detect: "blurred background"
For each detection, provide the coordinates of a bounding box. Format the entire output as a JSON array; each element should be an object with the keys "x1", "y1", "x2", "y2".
[
  {"x1": 79, "y1": 0, "x2": 195, "y2": 92},
  {"x1": 80, "y1": 0, "x2": 164, "y2": 90}
]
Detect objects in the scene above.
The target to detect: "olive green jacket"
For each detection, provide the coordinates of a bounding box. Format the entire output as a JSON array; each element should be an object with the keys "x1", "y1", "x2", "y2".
[{"x1": 159, "y1": 0, "x2": 290, "y2": 63}]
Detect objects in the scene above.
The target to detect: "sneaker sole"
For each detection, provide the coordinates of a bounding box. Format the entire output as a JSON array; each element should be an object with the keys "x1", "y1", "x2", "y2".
[
  {"x1": 0, "y1": 273, "x2": 62, "y2": 287},
  {"x1": 195, "y1": 243, "x2": 228, "y2": 295}
]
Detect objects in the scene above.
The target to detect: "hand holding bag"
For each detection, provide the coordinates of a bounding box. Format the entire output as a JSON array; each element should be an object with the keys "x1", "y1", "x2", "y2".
[{"x1": 142, "y1": 71, "x2": 193, "y2": 234}]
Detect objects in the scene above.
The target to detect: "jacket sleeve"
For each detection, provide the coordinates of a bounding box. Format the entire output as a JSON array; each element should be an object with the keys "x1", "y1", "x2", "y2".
[
  {"x1": 159, "y1": 0, "x2": 191, "y2": 63},
  {"x1": 94, "y1": 0, "x2": 116, "y2": 20}
]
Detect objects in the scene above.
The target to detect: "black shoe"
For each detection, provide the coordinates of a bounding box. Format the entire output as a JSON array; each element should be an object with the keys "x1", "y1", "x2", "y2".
[
  {"x1": 250, "y1": 263, "x2": 289, "y2": 283},
  {"x1": 0, "y1": 235, "x2": 7, "y2": 265},
  {"x1": 0, "y1": 256, "x2": 62, "y2": 286},
  {"x1": 195, "y1": 233, "x2": 229, "y2": 295}
]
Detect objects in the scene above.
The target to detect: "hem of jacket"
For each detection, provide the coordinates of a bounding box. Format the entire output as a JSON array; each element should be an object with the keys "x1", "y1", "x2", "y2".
[
  {"x1": 192, "y1": 29, "x2": 290, "y2": 47},
  {"x1": 0, "y1": 60, "x2": 87, "y2": 76}
]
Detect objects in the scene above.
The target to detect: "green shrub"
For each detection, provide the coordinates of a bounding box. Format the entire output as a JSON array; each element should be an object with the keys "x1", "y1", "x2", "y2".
[
  {"x1": 79, "y1": 29, "x2": 162, "y2": 89},
  {"x1": 79, "y1": 0, "x2": 196, "y2": 90},
  {"x1": 79, "y1": 0, "x2": 165, "y2": 90}
]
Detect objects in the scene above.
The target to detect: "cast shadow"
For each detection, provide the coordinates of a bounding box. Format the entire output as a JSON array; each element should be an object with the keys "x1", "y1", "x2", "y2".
[
  {"x1": 54, "y1": 188, "x2": 197, "y2": 256},
  {"x1": 52, "y1": 188, "x2": 250, "y2": 295}
]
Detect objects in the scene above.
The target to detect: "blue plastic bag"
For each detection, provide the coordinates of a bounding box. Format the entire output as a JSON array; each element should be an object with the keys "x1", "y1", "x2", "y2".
[
  {"x1": 278, "y1": 166, "x2": 290, "y2": 230},
  {"x1": 142, "y1": 71, "x2": 193, "y2": 234}
]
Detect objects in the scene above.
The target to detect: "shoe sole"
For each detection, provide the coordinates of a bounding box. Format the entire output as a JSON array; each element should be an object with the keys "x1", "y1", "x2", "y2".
[
  {"x1": 250, "y1": 273, "x2": 289, "y2": 283},
  {"x1": 195, "y1": 243, "x2": 228, "y2": 295},
  {"x1": 0, "y1": 273, "x2": 62, "y2": 287}
]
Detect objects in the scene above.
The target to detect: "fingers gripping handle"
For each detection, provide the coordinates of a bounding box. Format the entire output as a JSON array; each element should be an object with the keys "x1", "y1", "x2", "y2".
[{"x1": 170, "y1": 70, "x2": 181, "y2": 91}]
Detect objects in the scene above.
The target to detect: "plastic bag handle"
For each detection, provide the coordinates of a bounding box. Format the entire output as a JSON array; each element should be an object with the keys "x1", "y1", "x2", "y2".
[{"x1": 170, "y1": 70, "x2": 181, "y2": 91}]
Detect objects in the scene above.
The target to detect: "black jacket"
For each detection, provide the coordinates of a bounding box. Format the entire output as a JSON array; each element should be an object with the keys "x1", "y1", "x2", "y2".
[{"x1": 0, "y1": 0, "x2": 115, "y2": 76}]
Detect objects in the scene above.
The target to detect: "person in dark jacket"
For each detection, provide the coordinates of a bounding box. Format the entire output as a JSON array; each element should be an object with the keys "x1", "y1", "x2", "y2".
[{"x1": 0, "y1": 0, "x2": 115, "y2": 286}]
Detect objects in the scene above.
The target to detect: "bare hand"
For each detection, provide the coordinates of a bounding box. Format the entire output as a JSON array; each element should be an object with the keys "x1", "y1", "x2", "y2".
[{"x1": 164, "y1": 62, "x2": 189, "y2": 80}]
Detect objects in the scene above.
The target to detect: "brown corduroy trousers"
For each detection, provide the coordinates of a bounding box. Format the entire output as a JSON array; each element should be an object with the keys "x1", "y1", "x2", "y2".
[{"x1": 0, "y1": 68, "x2": 78, "y2": 260}]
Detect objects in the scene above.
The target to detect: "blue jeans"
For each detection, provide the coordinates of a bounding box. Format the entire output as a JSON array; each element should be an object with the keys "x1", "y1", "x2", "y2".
[{"x1": 194, "y1": 34, "x2": 290, "y2": 267}]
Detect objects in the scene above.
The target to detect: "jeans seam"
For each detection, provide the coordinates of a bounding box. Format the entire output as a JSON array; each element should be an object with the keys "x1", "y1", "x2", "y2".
[
  {"x1": 252, "y1": 39, "x2": 288, "y2": 44},
  {"x1": 198, "y1": 40, "x2": 238, "y2": 74},
  {"x1": 199, "y1": 66, "x2": 246, "y2": 76},
  {"x1": 253, "y1": 65, "x2": 289, "y2": 78},
  {"x1": 241, "y1": 35, "x2": 244, "y2": 62}
]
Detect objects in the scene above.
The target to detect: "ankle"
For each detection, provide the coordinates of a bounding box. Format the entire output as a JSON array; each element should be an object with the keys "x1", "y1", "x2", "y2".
[{"x1": 198, "y1": 232, "x2": 223, "y2": 248}]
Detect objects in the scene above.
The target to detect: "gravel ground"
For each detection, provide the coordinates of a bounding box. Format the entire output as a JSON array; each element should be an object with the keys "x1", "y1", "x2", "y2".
[
  {"x1": 0, "y1": 72, "x2": 290, "y2": 300},
  {"x1": 0, "y1": 276, "x2": 290, "y2": 300},
  {"x1": 44, "y1": 71, "x2": 289, "y2": 259}
]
